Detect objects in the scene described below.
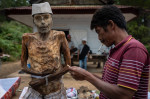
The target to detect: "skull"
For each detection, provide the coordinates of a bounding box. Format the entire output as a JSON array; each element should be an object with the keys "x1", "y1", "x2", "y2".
[{"x1": 33, "y1": 13, "x2": 53, "y2": 33}]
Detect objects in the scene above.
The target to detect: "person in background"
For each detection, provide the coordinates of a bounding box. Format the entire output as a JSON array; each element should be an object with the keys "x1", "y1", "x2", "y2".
[
  {"x1": 77, "y1": 38, "x2": 90, "y2": 70},
  {"x1": 69, "y1": 5, "x2": 150, "y2": 99},
  {"x1": 67, "y1": 34, "x2": 76, "y2": 65}
]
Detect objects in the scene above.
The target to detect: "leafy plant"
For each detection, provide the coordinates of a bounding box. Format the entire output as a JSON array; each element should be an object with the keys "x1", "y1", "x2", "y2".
[
  {"x1": 127, "y1": 17, "x2": 150, "y2": 53},
  {"x1": 0, "y1": 0, "x2": 30, "y2": 9},
  {"x1": 0, "y1": 21, "x2": 32, "y2": 61}
]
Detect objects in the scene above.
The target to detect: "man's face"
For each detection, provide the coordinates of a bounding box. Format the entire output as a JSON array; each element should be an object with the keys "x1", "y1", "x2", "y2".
[
  {"x1": 95, "y1": 26, "x2": 114, "y2": 47},
  {"x1": 67, "y1": 36, "x2": 71, "y2": 41},
  {"x1": 82, "y1": 41, "x2": 86, "y2": 44},
  {"x1": 33, "y1": 13, "x2": 52, "y2": 33}
]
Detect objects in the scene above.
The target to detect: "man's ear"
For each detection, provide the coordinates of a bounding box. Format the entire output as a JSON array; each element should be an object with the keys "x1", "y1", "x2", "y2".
[{"x1": 108, "y1": 20, "x2": 115, "y2": 30}]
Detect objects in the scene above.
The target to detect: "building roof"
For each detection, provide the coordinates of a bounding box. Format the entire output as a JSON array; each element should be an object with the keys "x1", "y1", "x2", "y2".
[
  {"x1": 5, "y1": 5, "x2": 139, "y2": 15},
  {"x1": 3, "y1": 5, "x2": 140, "y2": 27}
]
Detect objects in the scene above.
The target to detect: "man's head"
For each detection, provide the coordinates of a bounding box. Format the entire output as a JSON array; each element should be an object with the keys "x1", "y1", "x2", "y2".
[
  {"x1": 90, "y1": 5, "x2": 127, "y2": 47},
  {"x1": 67, "y1": 34, "x2": 71, "y2": 41},
  {"x1": 82, "y1": 38, "x2": 87, "y2": 45},
  {"x1": 32, "y1": 2, "x2": 53, "y2": 33}
]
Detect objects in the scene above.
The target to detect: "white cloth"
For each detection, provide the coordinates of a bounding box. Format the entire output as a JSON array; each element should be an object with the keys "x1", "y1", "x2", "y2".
[
  {"x1": 68, "y1": 41, "x2": 74, "y2": 49},
  {"x1": 32, "y1": 2, "x2": 53, "y2": 15},
  {"x1": 82, "y1": 38, "x2": 87, "y2": 41},
  {"x1": 22, "y1": 85, "x2": 67, "y2": 99}
]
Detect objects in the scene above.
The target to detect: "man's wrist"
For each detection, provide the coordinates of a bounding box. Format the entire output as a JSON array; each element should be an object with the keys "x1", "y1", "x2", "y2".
[{"x1": 85, "y1": 72, "x2": 95, "y2": 81}]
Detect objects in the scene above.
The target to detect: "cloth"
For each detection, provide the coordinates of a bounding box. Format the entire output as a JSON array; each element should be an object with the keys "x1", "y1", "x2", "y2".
[
  {"x1": 66, "y1": 88, "x2": 77, "y2": 98},
  {"x1": 32, "y1": 2, "x2": 53, "y2": 15},
  {"x1": 22, "y1": 85, "x2": 67, "y2": 99},
  {"x1": 100, "y1": 35, "x2": 150, "y2": 99},
  {"x1": 68, "y1": 41, "x2": 74, "y2": 50},
  {"x1": 78, "y1": 44, "x2": 90, "y2": 60},
  {"x1": 78, "y1": 44, "x2": 84, "y2": 54},
  {"x1": 79, "y1": 56, "x2": 87, "y2": 70}
]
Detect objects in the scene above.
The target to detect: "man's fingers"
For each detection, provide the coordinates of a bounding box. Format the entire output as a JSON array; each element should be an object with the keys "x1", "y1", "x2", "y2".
[{"x1": 68, "y1": 66, "x2": 77, "y2": 71}]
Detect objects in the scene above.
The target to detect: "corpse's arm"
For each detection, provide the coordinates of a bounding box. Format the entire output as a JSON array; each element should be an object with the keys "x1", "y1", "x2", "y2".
[
  {"x1": 21, "y1": 35, "x2": 29, "y2": 71},
  {"x1": 61, "y1": 32, "x2": 71, "y2": 66}
]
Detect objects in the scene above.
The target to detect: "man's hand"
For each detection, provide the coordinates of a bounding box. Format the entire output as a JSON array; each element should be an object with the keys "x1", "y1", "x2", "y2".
[{"x1": 69, "y1": 66, "x2": 90, "y2": 80}]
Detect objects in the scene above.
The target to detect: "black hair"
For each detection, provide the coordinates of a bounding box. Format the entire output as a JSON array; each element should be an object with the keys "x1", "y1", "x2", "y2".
[{"x1": 91, "y1": 5, "x2": 127, "y2": 31}]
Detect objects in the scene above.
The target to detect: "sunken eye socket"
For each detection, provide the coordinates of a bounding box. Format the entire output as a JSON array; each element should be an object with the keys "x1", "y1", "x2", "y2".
[
  {"x1": 43, "y1": 15, "x2": 49, "y2": 19},
  {"x1": 34, "y1": 15, "x2": 50, "y2": 21},
  {"x1": 35, "y1": 16, "x2": 42, "y2": 21}
]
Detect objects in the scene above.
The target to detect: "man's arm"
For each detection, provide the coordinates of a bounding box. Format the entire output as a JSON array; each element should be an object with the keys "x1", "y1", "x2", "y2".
[
  {"x1": 87, "y1": 72, "x2": 135, "y2": 99},
  {"x1": 69, "y1": 66, "x2": 135, "y2": 99},
  {"x1": 92, "y1": 73, "x2": 102, "y2": 80}
]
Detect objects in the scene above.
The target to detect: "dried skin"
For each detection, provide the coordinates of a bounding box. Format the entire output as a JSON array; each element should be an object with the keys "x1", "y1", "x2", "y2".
[
  {"x1": 29, "y1": 65, "x2": 69, "y2": 90},
  {"x1": 21, "y1": 30, "x2": 71, "y2": 95}
]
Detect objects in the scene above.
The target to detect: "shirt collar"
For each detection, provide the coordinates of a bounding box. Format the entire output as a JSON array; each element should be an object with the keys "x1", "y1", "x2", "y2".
[{"x1": 113, "y1": 35, "x2": 132, "y2": 50}]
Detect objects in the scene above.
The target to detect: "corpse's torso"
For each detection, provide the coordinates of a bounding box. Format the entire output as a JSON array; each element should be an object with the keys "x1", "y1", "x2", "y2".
[
  {"x1": 27, "y1": 33, "x2": 61, "y2": 74},
  {"x1": 23, "y1": 30, "x2": 67, "y2": 95}
]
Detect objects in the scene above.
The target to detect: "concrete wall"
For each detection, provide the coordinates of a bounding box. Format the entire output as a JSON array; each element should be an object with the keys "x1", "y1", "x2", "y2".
[{"x1": 52, "y1": 14, "x2": 102, "y2": 54}]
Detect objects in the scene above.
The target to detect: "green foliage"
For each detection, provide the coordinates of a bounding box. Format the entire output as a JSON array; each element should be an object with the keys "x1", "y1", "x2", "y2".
[
  {"x1": 0, "y1": 0, "x2": 30, "y2": 9},
  {"x1": 0, "y1": 21, "x2": 32, "y2": 61},
  {"x1": 115, "y1": 0, "x2": 150, "y2": 9},
  {"x1": 127, "y1": 18, "x2": 150, "y2": 53},
  {"x1": 115, "y1": 0, "x2": 150, "y2": 53},
  {"x1": 145, "y1": 45, "x2": 150, "y2": 55}
]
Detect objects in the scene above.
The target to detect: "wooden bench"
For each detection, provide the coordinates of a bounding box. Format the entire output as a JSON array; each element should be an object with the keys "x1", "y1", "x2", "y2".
[{"x1": 72, "y1": 54, "x2": 107, "y2": 68}]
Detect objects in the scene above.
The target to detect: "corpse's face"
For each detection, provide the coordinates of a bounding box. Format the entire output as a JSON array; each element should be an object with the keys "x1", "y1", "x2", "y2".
[
  {"x1": 33, "y1": 13, "x2": 52, "y2": 33},
  {"x1": 95, "y1": 26, "x2": 114, "y2": 47}
]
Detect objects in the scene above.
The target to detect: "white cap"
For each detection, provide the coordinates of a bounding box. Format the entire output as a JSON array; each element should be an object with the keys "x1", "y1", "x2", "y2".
[
  {"x1": 82, "y1": 38, "x2": 87, "y2": 41},
  {"x1": 32, "y1": 2, "x2": 53, "y2": 15}
]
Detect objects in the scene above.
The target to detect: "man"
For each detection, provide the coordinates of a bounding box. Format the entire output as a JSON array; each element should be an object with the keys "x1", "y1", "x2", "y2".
[
  {"x1": 67, "y1": 34, "x2": 76, "y2": 65},
  {"x1": 69, "y1": 5, "x2": 150, "y2": 99},
  {"x1": 21, "y1": 2, "x2": 71, "y2": 99},
  {"x1": 77, "y1": 38, "x2": 90, "y2": 70}
]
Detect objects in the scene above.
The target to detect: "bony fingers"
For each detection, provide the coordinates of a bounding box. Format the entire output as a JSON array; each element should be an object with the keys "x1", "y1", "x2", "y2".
[{"x1": 67, "y1": 64, "x2": 71, "y2": 67}]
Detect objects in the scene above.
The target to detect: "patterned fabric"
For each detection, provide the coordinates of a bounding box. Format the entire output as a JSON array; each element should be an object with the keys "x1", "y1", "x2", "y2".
[
  {"x1": 100, "y1": 35, "x2": 150, "y2": 99},
  {"x1": 23, "y1": 84, "x2": 67, "y2": 99}
]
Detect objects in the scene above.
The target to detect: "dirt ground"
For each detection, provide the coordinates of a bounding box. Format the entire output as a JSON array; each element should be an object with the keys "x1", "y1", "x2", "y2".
[
  {"x1": 0, "y1": 61, "x2": 150, "y2": 99},
  {"x1": 0, "y1": 61, "x2": 102, "y2": 99}
]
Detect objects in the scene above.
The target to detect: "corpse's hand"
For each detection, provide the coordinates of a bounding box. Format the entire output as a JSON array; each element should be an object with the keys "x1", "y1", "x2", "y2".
[
  {"x1": 29, "y1": 65, "x2": 70, "y2": 88},
  {"x1": 69, "y1": 66, "x2": 90, "y2": 81},
  {"x1": 22, "y1": 68, "x2": 52, "y2": 76}
]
